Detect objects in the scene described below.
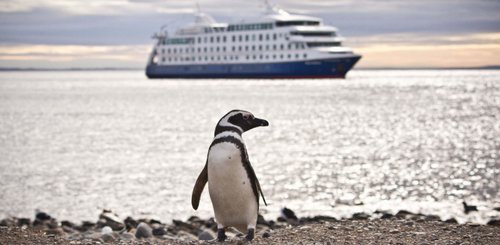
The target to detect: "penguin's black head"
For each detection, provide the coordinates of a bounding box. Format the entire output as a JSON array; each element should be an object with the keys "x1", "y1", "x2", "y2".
[{"x1": 215, "y1": 110, "x2": 269, "y2": 135}]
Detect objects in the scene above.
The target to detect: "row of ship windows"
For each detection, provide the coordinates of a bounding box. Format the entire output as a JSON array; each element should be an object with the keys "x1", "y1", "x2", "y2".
[
  {"x1": 161, "y1": 53, "x2": 308, "y2": 62},
  {"x1": 164, "y1": 33, "x2": 287, "y2": 45},
  {"x1": 161, "y1": 43, "x2": 306, "y2": 54}
]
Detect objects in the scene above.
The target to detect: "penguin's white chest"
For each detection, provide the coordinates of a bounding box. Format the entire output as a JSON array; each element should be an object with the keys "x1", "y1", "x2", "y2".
[{"x1": 207, "y1": 142, "x2": 258, "y2": 232}]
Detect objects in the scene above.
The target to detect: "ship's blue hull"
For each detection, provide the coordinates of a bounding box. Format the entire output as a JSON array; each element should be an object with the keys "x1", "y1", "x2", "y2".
[{"x1": 145, "y1": 56, "x2": 361, "y2": 79}]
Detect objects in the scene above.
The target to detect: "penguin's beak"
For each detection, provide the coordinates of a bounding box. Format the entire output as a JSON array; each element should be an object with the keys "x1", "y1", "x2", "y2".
[{"x1": 253, "y1": 117, "x2": 269, "y2": 127}]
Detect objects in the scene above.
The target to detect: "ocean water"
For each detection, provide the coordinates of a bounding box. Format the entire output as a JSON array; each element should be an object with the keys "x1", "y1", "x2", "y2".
[{"x1": 0, "y1": 70, "x2": 499, "y2": 224}]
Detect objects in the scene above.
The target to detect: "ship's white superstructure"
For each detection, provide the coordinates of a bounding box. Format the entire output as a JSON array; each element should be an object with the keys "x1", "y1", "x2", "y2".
[{"x1": 146, "y1": 3, "x2": 361, "y2": 78}]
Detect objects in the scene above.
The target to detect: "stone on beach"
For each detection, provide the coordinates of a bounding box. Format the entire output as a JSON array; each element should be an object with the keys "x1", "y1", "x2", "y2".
[
  {"x1": 198, "y1": 230, "x2": 215, "y2": 240},
  {"x1": 97, "y1": 210, "x2": 124, "y2": 231},
  {"x1": 135, "y1": 222, "x2": 153, "y2": 238}
]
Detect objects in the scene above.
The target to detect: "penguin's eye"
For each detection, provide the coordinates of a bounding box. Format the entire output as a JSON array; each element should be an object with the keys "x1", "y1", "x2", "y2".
[{"x1": 243, "y1": 114, "x2": 252, "y2": 120}]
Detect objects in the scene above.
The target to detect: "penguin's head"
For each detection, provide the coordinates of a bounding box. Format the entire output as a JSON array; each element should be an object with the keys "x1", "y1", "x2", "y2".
[{"x1": 215, "y1": 110, "x2": 269, "y2": 135}]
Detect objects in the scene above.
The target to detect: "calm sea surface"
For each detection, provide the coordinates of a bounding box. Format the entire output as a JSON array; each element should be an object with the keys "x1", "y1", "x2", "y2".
[{"x1": 0, "y1": 70, "x2": 499, "y2": 224}]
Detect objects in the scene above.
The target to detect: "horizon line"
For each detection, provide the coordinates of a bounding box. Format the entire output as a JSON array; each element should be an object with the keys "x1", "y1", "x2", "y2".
[{"x1": 1, "y1": 66, "x2": 499, "y2": 72}]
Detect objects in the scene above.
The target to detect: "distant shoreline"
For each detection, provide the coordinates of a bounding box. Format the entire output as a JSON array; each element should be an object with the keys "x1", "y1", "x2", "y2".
[{"x1": 0, "y1": 66, "x2": 499, "y2": 72}]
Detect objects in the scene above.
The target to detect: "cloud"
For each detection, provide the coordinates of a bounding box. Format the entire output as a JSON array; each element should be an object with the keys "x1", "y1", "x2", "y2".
[{"x1": 0, "y1": 0, "x2": 499, "y2": 68}]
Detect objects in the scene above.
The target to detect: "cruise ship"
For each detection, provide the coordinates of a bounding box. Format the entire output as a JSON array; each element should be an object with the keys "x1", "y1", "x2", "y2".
[{"x1": 146, "y1": 3, "x2": 361, "y2": 79}]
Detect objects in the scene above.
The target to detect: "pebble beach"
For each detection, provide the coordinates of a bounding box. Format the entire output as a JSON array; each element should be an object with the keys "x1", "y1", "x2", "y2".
[{"x1": 1, "y1": 208, "x2": 500, "y2": 244}]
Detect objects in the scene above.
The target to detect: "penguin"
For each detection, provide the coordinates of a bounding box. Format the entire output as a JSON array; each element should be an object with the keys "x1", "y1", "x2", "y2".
[{"x1": 191, "y1": 109, "x2": 269, "y2": 242}]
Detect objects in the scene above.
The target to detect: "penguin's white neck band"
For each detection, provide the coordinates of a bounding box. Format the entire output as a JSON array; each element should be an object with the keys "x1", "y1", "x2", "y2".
[{"x1": 214, "y1": 131, "x2": 244, "y2": 142}]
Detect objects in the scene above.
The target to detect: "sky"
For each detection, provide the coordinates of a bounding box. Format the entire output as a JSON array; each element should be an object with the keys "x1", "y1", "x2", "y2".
[{"x1": 0, "y1": 0, "x2": 499, "y2": 69}]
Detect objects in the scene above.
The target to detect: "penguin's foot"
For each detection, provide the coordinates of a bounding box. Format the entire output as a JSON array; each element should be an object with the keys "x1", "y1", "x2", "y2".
[
  {"x1": 217, "y1": 228, "x2": 227, "y2": 242},
  {"x1": 245, "y1": 228, "x2": 255, "y2": 241}
]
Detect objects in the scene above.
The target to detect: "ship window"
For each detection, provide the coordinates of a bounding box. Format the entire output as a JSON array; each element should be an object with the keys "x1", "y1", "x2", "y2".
[
  {"x1": 259, "y1": 55, "x2": 263, "y2": 59},
  {"x1": 239, "y1": 35, "x2": 242, "y2": 42},
  {"x1": 259, "y1": 34, "x2": 262, "y2": 41},
  {"x1": 223, "y1": 36, "x2": 226, "y2": 42},
  {"x1": 258, "y1": 45, "x2": 262, "y2": 51},
  {"x1": 265, "y1": 45, "x2": 269, "y2": 50},
  {"x1": 197, "y1": 48, "x2": 201, "y2": 52},
  {"x1": 273, "y1": 44, "x2": 276, "y2": 50},
  {"x1": 204, "y1": 47, "x2": 207, "y2": 52},
  {"x1": 210, "y1": 37, "x2": 214, "y2": 43},
  {"x1": 280, "y1": 44, "x2": 284, "y2": 50},
  {"x1": 216, "y1": 47, "x2": 219, "y2": 52},
  {"x1": 232, "y1": 36, "x2": 236, "y2": 42},
  {"x1": 303, "y1": 54, "x2": 307, "y2": 58},
  {"x1": 238, "y1": 46, "x2": 242, "y2": 51},
  {"x1": 245, "y1": 35, "x2": 249, "y2": 41},
  {"x1": 265, "y1": 55, "x2": 268, "y2": 59},
  {"x1": 173, "y1": 48, "x2": 176, "y2": 53},
  {"x1": 265, "y1": 34, "x2": 269, "y2": 40},
  {"x1": 252, "y1": 46, "x2": 255, "y2": 51},
  {"x1": 232, "y1": 46, "x2": 235, "y2": 51},
  {"x1": 288, "y1": 54, "x2": 291, "y2": 58},
  {"x1": 272, "y1": 54, "x2": 276, "y2": 59},
  {"x1": 246, "y1": 55, "x2": 249, "y2": 60},
  {"x1": 211, "y1": 57, "x2": 214, "y2": 61},
  {"x1": 161, "y1": 57, "x2": 165, "y2": 62},
  {"x1": 205, "y1": 57, "x2": 208, "y2": 61},
  {"x1": 216, "y1": 36, "x2": 220, "y2": 43},
  {"x1": 167, "y1": 49, "x2": 170, "y2": 53},
  {"x1": 223, "y1": 47, "x2": 226, "y2": 52},
  {"x1": 245, "y1": 46, "x2": 249, "y2": 51},
  {"x1": 197, "y1": 37, "x2": 201, "y2": 43},
  {"x1": 295, "y1": 54, "x2": 299, "y2": 58},
  {"x1": 280, "y1": 54, "x2": 284, "y2": 59},
  {"x1": 273, "y1": 34, "x2": 277, "y2": 40},
  {"x1": 252, "y1": 35, "x2": 256, "y2": 41},
  {"x1": 204, "y1": 37, "x2": 207, "y2": 42},
  {"x1": 288, "y1": 44, "x2": 292, "y2": 49},
  {"x1": 253, "y1": 55, "x2": 256, "y2": 59},
  {"x1": 210, "y1": 47, "x2": 213, "y2": 52}
]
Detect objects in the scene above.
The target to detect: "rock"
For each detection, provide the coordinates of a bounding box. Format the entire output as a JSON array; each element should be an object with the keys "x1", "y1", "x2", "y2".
[
  {"x1": 444, "y1": 218, "x2": 458, "y2": 224},
  {"x1": 381, "y1": 213, "x2": 393, "y2": 219},
  {"x1": 424, "y1": 215, "x2": 441, "y2": 221},
  {"x1": 404, "y1": 221, "x2": 414, "y2": 226},
  {"x1": 152, "y1": 226, "x2": 167, "y2": 236},
  {"x1": 35, "y1": 211, "x2": 52, "y2": 221},
  {"x1": 262, "y1": 231, "x2": 271, "y2": 238},
  {"x1": 120, "y1": 232, "x2": 135, "y2": 241},
  {"x1": 257, "y1": 214, "x2": 271, "y2": 227},
  {"x1": 494, "y1": 207, "x2": 500, "y2": 212},
  {"x1": 352, "y1": 212, "x2": 370, "y2": 220},
  {"x1": 45, "y1": 227, "x2": 65, "y2": 236},
  {"x1": 101, "y1": 233, "x2": 115, "y2": 242},
  {"x1": 281, "y1": 207, "x2": 298, "y2": 221},
  {"x1": 61, "y1": 220, "x2": 76, "y2": 228},
  {"x1": 17, "y1": 218, "x2": 31, "y2": 227},
  {"x1": 172, "y1": 219, "x2": 200, "y2": 235},
  {"x1": 124, "y1": 216, "x2": 138, "y2": 229},
  {"x1": 487, "y1": 219, "x2": 500, "y2": 226},
  {"x1": 75, "y1": 221, "x2": 95, "y2": 232},
  {"x1": 395, "y1": 210, "x2": 414, "y2": 219},
  {"x1": 198, "y1": 230, "x2": 215, "y2": 240},
  {"x1": 135, "y1": 222, "x2": 153, "y2": 239},
  {"x1": 101, "y1": 226, "x2": 113, "y2": 235},
  {"x1": 98, "y1": 210, "x2": 124, "y2": 231},
  {"x1": 0, "y1": 218, "x2": 15, "y2": 227}
]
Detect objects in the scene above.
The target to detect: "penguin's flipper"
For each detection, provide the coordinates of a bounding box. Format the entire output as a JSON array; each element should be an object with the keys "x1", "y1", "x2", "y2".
[
  {"x1": 191, "y1": 163, "x2": 208, "y2": 210},
  {"x1": 255, "y1": 177, "x2": 268, "y2": 206}
]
